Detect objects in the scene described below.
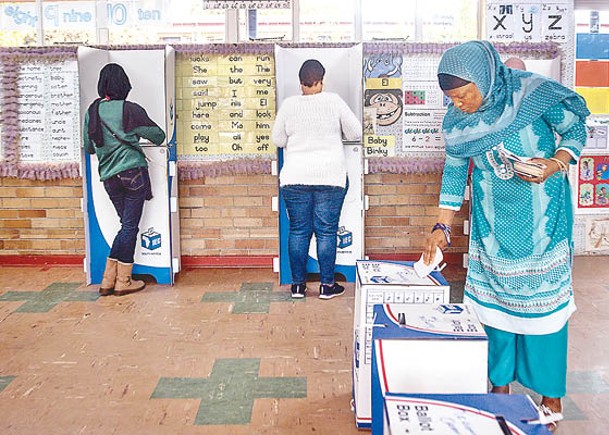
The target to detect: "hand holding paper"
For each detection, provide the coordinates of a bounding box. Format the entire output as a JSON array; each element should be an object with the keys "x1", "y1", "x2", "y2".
[{"x1": 414, "y1": 246, "x2": 445, "y2": 278}]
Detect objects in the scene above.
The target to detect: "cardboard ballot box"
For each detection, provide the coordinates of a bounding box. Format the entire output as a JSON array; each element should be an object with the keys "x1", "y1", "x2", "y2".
[
  {"x1": 381, "y1": 393, "x2": 551, "y2": 435},
  {"x1": 371, "y1": 304, "x2": 488, "y2": 434},
  {"x1": 353, "y1": 260, "x2": 450, "y2": 429}
]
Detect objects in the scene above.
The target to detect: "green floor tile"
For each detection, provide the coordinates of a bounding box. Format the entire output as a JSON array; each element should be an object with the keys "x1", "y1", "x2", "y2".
[
  {"x1": 201, "y1": 282, "x2": 298, "y2": 314},
  {"x1": 0, "y1": 376, "x2": 16, "y2": 393},
  {"x1": 0, "y1": 283, "x2": 99, "y2": 312},
  {"x1": 151, "y1": 358, "x2": 307, "y2": 425}
]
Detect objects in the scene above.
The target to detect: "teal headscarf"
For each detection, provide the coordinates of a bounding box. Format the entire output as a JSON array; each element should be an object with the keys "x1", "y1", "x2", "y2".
[{"x1": 438, "y1": 41, "x2": 590, "y2": 158}]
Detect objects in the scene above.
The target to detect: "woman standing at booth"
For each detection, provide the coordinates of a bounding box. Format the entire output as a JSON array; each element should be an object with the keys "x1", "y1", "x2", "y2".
[
  {"x1": 422, "y1": 41, "x2": 589, "y2": 431},
  {"x1": 272, "y1": 59, "x2": 362, "y2": 299},
  {"x1": 84, "y1": 63, "x2": 165, "y2": 297}
]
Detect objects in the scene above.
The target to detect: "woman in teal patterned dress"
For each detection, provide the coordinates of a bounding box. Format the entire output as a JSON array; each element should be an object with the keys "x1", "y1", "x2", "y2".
[{"x1": 423, "y1": 41, "x2": 589, "y2": 429}]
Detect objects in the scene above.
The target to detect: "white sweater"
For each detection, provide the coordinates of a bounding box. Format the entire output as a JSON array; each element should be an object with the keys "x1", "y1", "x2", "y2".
[{"x1": 272, "y1": 92, "x2": 362, "y2": 187}]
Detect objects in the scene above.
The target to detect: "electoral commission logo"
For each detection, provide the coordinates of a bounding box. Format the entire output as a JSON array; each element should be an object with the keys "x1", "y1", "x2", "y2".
[{"x1": 141, "y1": 227, "x2": 162, "y2": 251}]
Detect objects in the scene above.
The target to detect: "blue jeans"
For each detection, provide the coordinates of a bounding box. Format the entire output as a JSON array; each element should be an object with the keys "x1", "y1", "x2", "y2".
[
  {"x1": 103, "y1": 166, "x2": 151, "y2": 264},
  {"x1": 281, "y1": 180, "x2": 348, "y2": 285}
]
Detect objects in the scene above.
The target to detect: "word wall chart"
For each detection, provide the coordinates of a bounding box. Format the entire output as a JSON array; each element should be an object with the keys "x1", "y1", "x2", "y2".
[
  {"x1": 176, "y1": 52, "x2": 276, "y2": 160},
  {"x1": 16, "y1": 61, "x2": 81, "y2": 162}
]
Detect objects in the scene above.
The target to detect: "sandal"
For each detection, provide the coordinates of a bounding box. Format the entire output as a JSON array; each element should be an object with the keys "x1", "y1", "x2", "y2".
[
  {"x1": 522, "y1": 404, "x2": 563, "y2": 432},
  {"x1": 538, "y1": 404, "x2": 563, "y2": 433}
]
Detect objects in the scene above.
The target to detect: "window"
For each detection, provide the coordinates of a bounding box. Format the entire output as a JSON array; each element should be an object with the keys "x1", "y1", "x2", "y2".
[
  {"x1": 238, "y1": 8, "x2": 292, "y2": 42},
  {"x1": 299, "y1": 0, "x2": 356, "y2": 42},
  {"x1": 362, "y1": 0, "x2": 478, "y2": 42},
  {"x1": 0, "y1": 0, "x2": 482, "y2": 47}
]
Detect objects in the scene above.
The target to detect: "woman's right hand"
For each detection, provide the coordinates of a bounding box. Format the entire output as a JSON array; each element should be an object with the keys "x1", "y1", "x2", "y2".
[{"x1": 423, "y1": 229, "x2": 449, "y2": 265}]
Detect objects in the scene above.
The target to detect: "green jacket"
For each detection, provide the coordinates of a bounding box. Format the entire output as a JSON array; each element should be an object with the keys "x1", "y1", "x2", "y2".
[{"x1": 83, "y1": 100, "x2": 165, "y2": 181}]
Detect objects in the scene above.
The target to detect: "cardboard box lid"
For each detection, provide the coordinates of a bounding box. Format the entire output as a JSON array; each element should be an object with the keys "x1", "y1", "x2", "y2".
[
  {"x1": 372, "y1": 304, "x2": 487, "y2": 341},
  {"x1": 356, "y1": 260, "x2": 449, "y2": 287}
]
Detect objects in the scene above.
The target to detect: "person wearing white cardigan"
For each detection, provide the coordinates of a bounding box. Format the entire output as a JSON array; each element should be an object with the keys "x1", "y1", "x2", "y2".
[{"x1": 272, "y1": 59, "x2": 362, "y2": 300}]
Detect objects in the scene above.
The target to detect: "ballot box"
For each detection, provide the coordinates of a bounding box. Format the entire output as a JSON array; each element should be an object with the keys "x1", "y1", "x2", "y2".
[
  {"x1": 371, "y1": 304, "x2": 488, "y2": 434},
  {"x1": 381, "y1": 393, "x2": 551, "y2": 435},
  {"x1": 352, "y1": 260, "x2": 450, "y2": 429}
]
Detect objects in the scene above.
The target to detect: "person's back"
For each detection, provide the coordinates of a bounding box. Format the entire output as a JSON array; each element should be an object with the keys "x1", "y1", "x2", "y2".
[{"x1": 276, "y1": 92, "x2": 361, "y2": 188}]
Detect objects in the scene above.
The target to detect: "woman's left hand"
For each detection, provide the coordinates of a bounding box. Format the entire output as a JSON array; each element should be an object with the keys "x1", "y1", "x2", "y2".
[{"x1": 515, "y1": 157, "x2": 560, "y2": 184}]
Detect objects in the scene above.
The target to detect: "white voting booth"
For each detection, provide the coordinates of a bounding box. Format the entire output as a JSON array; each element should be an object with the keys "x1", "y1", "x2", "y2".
[
  {"x1": 79, "y1": 47, "x2": 180, "y2": 285},
  {"x1": 274, "y1": 45, "x2": 364, "y2": 285},
  {"x1": 352, "y1": 260, "x2": 451, "y2": 429}
]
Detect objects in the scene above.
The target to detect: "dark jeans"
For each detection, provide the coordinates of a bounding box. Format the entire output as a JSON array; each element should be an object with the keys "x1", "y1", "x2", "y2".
[
  {"x1": 281, "y1": 180, "x2": 349, "y2": 285},
  {"x1": 103, "y1": 166, "x2": 151, "y2": 264}
]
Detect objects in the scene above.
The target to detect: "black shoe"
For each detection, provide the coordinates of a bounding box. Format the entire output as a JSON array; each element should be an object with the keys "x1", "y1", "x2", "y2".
[
  {"x1": 291, "y1": 283, "x2": 307, "y2": 299},
  {"x1": 319, "y1": 283, "x2": 345, "y2": 300}
]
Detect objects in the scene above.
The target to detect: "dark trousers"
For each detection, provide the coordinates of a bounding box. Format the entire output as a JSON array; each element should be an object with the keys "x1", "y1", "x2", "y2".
[
  {"x1": 281, "y1": 180, "x2": 348, "y2": 285},
  {"x1": 103, "y1": 167, "x2": 151, "y2": 264}
]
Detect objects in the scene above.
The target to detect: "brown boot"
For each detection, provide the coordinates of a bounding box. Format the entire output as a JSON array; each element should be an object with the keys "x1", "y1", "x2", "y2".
[
  {"x1": 114, "y1": 261, "x2": 145, "y2": 296},
  {"x1": 99, "y1": 258, "x2": 118, "y2": 296}
]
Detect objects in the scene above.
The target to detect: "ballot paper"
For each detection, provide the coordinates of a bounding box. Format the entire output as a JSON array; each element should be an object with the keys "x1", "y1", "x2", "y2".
[
  {"x1": 413, "y1": 247, "x2": 444, "y2": 278},
  {"x1": 500, "y1": 148, "x2": 546, "y2": 178}
]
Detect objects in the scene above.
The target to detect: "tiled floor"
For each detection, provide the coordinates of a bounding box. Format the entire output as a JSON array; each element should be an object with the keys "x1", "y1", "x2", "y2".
[{"x1": 0, "y1": 258, "x2": 607, "y2": 434}]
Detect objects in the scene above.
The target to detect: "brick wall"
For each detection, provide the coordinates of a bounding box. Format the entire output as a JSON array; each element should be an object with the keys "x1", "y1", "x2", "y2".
[
  {"x1": 0, "y1": 172, "x2": 468, "y2": 261},
  {"x1": 0, "y1": 177, "x2": 84, "y2": 254}
]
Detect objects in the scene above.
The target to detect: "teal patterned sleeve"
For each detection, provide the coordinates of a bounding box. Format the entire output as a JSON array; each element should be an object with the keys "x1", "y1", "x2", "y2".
[
  {"x1": 542, "y1": 102, "x2": 588, "y2": 162},
  {"x1": 439, "y1": 154, "x2": 469, "y2": 210}
]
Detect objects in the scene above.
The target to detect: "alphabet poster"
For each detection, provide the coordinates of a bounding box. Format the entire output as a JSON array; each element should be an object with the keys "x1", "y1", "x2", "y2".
[
  {"x1": 486, "y1": 1, "x2": 570, "y2": 43},
  {"x1": 176, "y1": 53, "x2": 276, "y2": 160}
]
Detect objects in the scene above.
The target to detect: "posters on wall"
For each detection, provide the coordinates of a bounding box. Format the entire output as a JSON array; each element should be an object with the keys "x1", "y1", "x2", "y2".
[
  {"x1": 572, "y1": 18, "x2": 609, "y2": 254},
  {"x1": 485, "y1": 0, "x2": 574, "y2": 99},
  {"x1": 362, "y1": 53, "x2": 447, "y2": 159},
  {"x1": 486, "y1": 1, "x2": 570, "y2": 43},
  {"x1": 176, "y1": 53, "x2": 276, "y2": 160},
  {"x1": 576, "y1": 155, "x2": 609, "y2": 212},
  {"x1": 16, "y1": 61, "x2": 81, "y2": 163}
]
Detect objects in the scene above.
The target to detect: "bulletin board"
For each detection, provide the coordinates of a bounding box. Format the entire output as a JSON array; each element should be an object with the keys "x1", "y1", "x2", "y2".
[
  {"x1": 176, "y1": 50, "x2": 276, "y2": 160},
  {"x1": 361, "y1": 42, "x2": 562, "y2": 175},
  {"x1": 0, "y1": 47, "x2": 81, "y2": 180},
  {"x1": 572, "y1": 24, "x2": 609, "y2": 254},
  {"x1": 174, "y1": 44, "x2": 277, "y2": 179}
]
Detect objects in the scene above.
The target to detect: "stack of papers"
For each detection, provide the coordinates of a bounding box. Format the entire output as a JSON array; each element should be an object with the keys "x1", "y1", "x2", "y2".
[{"x1": 500, "y1": 148, "x2": 546, "y2": 178}]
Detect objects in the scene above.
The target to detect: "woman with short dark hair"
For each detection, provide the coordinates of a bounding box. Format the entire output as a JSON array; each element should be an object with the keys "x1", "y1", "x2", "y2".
[{"x1": 273, "y1": 59, "x2": 361, "y2": 299}]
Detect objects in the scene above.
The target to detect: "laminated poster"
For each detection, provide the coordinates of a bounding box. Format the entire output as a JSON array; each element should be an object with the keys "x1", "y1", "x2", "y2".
[
  {"x1": 585, "y1": 217, "x2": 609, "y2": 252},
  {"x1": 15, "y1": 61, "x2": 81, "y2": 163},
  {"x1": 576, "y1": 155, "x2": 609, "y2": 212},
  {"x1": 176, "y1": 53, "x2": 276, "y2": 160}
]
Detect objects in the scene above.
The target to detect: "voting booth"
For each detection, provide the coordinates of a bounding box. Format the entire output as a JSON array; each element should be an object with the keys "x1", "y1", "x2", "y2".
[
  {"x1": 352, "y1": 260, "x2": 450, "y2": 428},
  {"x1": 79, "y1": 47, "x2": 180, "y2": 285},
  {"x1": 274, "y1": 45, "x2": 364, "y2": 285},
  {"x1": 371, "y1": 304, "x2": 488, "y2": 434},
  {"x1": 381, "y1": 393, "x2": 551, "y2": 435}
]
